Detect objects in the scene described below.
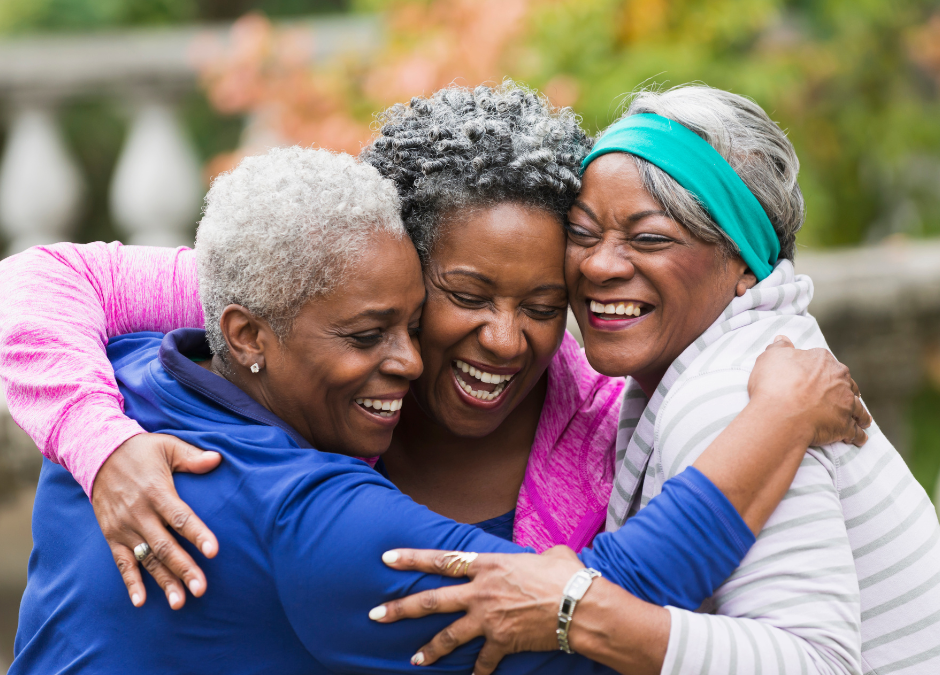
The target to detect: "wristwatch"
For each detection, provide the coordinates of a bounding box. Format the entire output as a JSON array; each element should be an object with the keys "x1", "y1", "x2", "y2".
[{"x1": 556, "y1": 568, "x2": 602, "y2": 654}]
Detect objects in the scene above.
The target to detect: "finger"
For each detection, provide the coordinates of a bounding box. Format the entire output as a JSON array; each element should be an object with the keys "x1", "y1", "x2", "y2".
[
  {"x1": 139, "y1": 548, "x2": 187, "y2": 609},
  {"x1": 848, "y1": 376, "x2": 861, "y2": 398},
  {"x1": 853, "y1": 394, "x2": 873, "y2": 429},
  {"x1": 369, "y1": 584, "x2": 469, "y2": 623},
  {"x1": 410, "y1": 616, "x2": 481, "y2": 667},
  {"x1": 155, "y1": 490, "x2": 219, "y2": 560},
  {"x1": 166, "y1": 437, "x2": 222, "y2": 475},
  {"x1": 139, "y1": 521, "x2": 207, "y2": 599},
  {"x1": 765, "y1": 334, "x2": 794, "y2": 350},
  {"x1": 111, "y1": 544, "x2": 147, "y2": 607},
  {"x1": 474, "y1": 640, "x2": 510, "y2": 675},
  {"x1": 382, "y1": 549, "x2": 482, "y2": 578},
  {"x1": 850, "y1": 424, "x2": 869, "y2": 448}
]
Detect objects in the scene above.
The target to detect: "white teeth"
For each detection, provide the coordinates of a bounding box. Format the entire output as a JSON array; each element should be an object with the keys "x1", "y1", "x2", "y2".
[
  {"x1": 591, "y1": 300, "x2": 645, "y2": 317},
  {"x1": 453, "y1": 360, "x2": 515, "y2": 386},
  {"x1": 357, "y1": 398, "x2": 403, "y2": 414}
]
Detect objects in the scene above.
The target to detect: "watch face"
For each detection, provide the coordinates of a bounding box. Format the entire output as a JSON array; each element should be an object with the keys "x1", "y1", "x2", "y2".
[{"x1": 568, "y1": 573, "x2": 592, "y2": 600}]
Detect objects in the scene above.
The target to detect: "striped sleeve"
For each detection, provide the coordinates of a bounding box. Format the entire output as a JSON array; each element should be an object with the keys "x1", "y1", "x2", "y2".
[{"x1": 655, "y1": 369, "x2": 862, "y2": 675}]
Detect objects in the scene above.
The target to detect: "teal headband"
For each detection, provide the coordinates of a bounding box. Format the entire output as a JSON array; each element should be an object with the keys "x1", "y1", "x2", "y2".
[{"x1": 581, "y1": 113, "x2": 780, "y2": 280}]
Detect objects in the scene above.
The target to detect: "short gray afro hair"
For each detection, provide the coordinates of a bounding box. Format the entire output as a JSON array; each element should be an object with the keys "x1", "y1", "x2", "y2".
[
  {"x1": 620, "y1": 85, "x2": 805, "y2": 262},
  {"x1": 360, "y1": 80, "x2": 592, "y2": 259},
  {"x1": 196, "y1": 146, "x2": 405, "y2": 358}
]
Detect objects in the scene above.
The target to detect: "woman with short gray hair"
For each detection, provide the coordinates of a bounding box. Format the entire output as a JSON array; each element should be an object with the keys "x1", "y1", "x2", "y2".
[{"x1": 371, "y1": 85, "x2": 940, "y2": 675}]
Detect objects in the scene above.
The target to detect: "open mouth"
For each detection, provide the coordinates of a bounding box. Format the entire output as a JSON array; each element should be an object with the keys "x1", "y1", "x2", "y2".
[
  {"x1": 588, "y1": 299, "x2": 651, "y2": 319},
  {"x1": 354, "y1": 397, "x2": 403, "y2": 419},
  {"x1": 452, "y1": 359, "x2": 516, "y2": 403}
]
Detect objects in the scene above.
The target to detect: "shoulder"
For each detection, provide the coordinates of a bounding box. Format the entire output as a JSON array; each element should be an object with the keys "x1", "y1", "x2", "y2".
[
  {"x1": 687, "y1": 312, "x2": 827, "y2": 379},
  {"x1": 106, "y1": 331, "x2": 165, "y2": 373}
]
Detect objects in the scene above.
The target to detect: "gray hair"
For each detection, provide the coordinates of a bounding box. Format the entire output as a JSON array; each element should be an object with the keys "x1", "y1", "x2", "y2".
[
  {"x1": 619, "y1": 85, "x2": 804, "y2": 262},
  {"x1": 360, "y1": 80, "x2": 593, "y2": 259},
  {"x1": 196, "y1": 146, "x2": 405, "y2": 358}
]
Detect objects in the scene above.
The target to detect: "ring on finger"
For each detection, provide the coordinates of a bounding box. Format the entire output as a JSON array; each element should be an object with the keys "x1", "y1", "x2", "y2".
[
  {"x1": 134, "y1": 542, "x2": 152, "y2": 562},
  {"x1": 442, "y1": 551, "x2": 478, "y2": 576}
]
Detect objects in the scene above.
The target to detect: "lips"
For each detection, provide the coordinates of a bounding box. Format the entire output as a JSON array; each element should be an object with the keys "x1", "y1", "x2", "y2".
[{"x1": 354, "y1": 393, "x2": 407, "y2": 424}]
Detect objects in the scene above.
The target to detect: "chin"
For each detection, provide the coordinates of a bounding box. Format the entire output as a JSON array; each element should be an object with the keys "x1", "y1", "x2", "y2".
[{"x1": 582, "y1": 343, "x2": 644, "y2": 379}]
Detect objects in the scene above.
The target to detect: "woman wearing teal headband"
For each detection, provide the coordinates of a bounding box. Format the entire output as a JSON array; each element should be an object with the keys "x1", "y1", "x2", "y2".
[{"x1": 374, "y1": 86, "x2": 940, "y2": 675}]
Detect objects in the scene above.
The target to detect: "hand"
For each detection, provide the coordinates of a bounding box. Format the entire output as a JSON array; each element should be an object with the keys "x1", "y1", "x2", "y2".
[
  {"x1": 369, "y1": 546, "x2": 584, "y2": 675},
  {"x1": 91, "y1": 433, "x2": 222, "y2": 609},
  {"x1": 748, "y1": 336, "x2": 872, "y2": 448}
]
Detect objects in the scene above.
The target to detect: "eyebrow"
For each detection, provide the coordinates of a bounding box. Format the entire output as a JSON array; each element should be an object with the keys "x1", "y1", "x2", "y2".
[
  {"x1": 443, "y1": 270, "x2": 565, "y2": 295},
  {"x1": 572, "y1": 200, "x2": 667, "y2": 225},
  {"x1": 443, "y1": 269, "x2": 494, "y2": 285}
]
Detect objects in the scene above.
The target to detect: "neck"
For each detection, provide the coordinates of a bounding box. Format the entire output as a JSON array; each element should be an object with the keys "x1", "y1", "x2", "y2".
[{"x1": 381, "y1": 373, "x2": 549, "y2": 524}]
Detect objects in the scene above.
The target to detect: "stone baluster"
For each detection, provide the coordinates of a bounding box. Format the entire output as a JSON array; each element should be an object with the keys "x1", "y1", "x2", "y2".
[
  {"x1": 109, "y1": 101, "x2": 202, "y2": 248},
  {"x1": 0, "y1": 106, "x2": 84, "y2": 255}
]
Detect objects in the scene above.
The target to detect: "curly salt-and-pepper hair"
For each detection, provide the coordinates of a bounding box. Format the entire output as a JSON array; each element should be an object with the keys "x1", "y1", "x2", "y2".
[
  {"x1": 360, "y1": 81, "x2": 593, "y2": 259},
  {"x1": 196, "y1": 146, "x2": 405, "y2": 359}
]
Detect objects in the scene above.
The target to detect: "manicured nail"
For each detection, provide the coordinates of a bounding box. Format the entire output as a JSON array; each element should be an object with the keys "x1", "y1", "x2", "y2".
[
  {"x1": 368, "y1": 605, "x2": 387, "y2": 621},
  {"x1": 411, "y1": 652, "x2": 425, "y2": 666},
  {"x1": 169, "y1": 592, "x2": 181, "y2": 607},
  {"x1": 201, "y1": 541, "x2": 213, "y2": 556},
  {"x1": 188, "y1": 579, "x2": 202, "y2": 595},
  {"x1": 382, "y1": 550, "x2": 399, "y2": 564},
  {"x1": 131, "y1": 593, "x2": 141, "y2": 607}
]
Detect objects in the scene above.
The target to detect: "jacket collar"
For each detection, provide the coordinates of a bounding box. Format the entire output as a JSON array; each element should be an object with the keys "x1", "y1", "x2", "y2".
[{"x1": 158, "y1": 328, "x2": 312, "y2": 449}]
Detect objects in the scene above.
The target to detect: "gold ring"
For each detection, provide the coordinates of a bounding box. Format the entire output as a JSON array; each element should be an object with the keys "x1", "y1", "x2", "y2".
[{"x1": 442, "y1": 551, "x2": 478, "y2": 576}]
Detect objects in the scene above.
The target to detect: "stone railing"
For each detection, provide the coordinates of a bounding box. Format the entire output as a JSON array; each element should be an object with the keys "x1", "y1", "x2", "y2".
[{"x1": 0, "y1": 16, "x2": 379, "y2": 253}]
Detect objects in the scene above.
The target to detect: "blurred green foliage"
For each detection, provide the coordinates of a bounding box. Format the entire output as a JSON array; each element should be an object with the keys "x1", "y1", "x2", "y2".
[
  {"x1": 521, "y1": 0, "x2": 940, "y2": 249},
  {"x1": 909, "y1": 383, "x2": 940, "y2": 499},
  {"x1": 0, "y1": 0, "x2": 347, "y2": 32}
]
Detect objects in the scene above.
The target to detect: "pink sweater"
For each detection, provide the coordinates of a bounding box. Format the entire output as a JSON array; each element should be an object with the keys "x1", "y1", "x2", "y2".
[{"x1": 0, "y1": 242, "x2": 623, "y2": 552}]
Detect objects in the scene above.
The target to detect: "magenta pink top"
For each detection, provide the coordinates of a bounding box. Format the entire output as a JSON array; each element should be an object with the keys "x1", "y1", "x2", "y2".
[{"x1": 0, "y1": 242, "x2": 623, "y2": 552}]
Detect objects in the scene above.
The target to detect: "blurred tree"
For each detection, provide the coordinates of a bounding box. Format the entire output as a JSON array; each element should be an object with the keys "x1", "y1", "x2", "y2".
[{"x1": 196, "y1": 0, "x2": 940, "y2": 248}]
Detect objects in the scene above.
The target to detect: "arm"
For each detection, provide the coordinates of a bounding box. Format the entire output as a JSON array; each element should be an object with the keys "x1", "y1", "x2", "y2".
[
  {"x1": 0, "y1": 242, "x2": 215, "y2": 609},
  {"x1": 0, "y1": 241, "x2": 204, "y2": 493},
  {"x1": 368, "y1": 340, "x2": 868, "y2": 675},
  {"x1": 627, "y1": 367, "x2": 861, "y2": 675}
]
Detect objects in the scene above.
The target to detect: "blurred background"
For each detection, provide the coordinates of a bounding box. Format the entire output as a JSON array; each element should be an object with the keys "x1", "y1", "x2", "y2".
[{"x1": 1, "y1": 0, "x2": 939, "y2": 668}]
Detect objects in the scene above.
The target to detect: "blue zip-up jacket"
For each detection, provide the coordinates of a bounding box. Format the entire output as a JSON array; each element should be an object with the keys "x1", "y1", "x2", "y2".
[{"x1": 12, "y1": 329, "x2": 754, "y2": 674}]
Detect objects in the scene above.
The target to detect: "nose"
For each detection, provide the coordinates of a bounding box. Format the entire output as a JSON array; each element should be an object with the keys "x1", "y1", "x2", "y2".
[
  {"x1": 384, "y1": 332, "x2": 424, "y2": 381},
  {"x1": 579, "y1": 233, "x2": 635, "y2": 286},
  {"x1": 477, "y1": 308, "x2": 525, "y2": 362}
]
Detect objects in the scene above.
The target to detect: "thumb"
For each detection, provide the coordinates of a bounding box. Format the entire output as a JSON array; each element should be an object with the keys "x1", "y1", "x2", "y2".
[
  {"x1": 165, "y1": 438, "x2": 222, "y2": 475},
  {"x1": 765, "y1": 334, "x2": 794, "y2": 351}
]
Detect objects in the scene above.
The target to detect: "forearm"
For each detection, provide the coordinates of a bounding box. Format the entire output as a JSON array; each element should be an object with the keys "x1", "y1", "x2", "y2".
[
  {"x1": 692, "y1": 394, "x2": 812, "y2": 534},
  {"x1": 0, "y1": 242, "x2": 203, "y2": 495},
  {"x1": 567, "y1": 580, "x2": 669, "y2": 675}
]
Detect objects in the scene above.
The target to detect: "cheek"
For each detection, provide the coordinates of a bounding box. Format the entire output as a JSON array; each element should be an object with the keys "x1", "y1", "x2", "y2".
[{"x1": 418, "y1": 297, "x2": 476, "y2": 368}]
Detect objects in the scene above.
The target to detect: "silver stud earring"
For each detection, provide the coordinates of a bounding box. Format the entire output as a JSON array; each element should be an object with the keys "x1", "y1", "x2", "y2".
[{"x1": 250, "y1": 363, "x2": 260, "y2": 374}]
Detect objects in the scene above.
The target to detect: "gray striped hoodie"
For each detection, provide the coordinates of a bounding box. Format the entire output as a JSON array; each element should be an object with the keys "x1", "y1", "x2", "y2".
[{"x1": 610, "y1": 260, "x2": 940, "y2": 675}]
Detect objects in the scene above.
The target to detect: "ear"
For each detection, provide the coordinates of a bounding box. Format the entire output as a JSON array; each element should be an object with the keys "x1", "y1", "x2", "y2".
[
  {"x1": 218, "y1": 305, "x2": 276, "y2": 372},
  {"x1": 729, "y1": 257, "x2": 758, "y2": 297}
]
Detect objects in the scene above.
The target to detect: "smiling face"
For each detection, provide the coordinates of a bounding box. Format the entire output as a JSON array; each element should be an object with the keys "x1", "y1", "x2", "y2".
[
  {"x1": 566, "y1": 153, "x2": 754, "y2": 394},
  {"x1": 410, "y1": 202, "x2": 569, "y2": 437},
  {"x1": 253, "y1": 232, "x2": 426, "y2": 457}
]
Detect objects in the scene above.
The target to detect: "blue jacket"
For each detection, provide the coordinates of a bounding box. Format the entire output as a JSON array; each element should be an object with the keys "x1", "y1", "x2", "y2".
[{"x1": 12, "y1": 329, "x2": 753, "y2": 674}]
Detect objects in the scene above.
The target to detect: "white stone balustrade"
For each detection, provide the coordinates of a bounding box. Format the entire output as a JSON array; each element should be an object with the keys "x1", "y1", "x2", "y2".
[
  {"x1": 0, "y1": 16, "x2": 380, "y2": 254},
  {"x1": 0, "y1": 107, "x2": 84, "y2": 254}
]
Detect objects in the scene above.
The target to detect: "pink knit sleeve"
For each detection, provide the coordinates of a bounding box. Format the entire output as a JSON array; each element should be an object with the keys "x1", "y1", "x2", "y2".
[{"x1": 0, "y1": 241, "x2": 204, "y2": 498}]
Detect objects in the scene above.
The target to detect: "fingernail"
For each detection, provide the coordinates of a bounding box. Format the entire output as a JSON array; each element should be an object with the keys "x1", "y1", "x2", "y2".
[
  {"x1": 169, "y1": 592, "x2": 181, "y2": 607},
  {"x1": 131, "y1": 593, "x2": 141, "y2": 607},
  {"x1": 382, "y1": 550, "x2": 399, "y2": 564},
  {"x1": 368, "y1": 605, "x2": 387, "y2": 621},
  {"x1": 411, "y1": 652, "x2": 425, "y2": 666},
  {"x1": 188, "y1": 579, "x2": 202, "y2": 595},
  {"x1": 201, "y1": 541, "x2": 213, "y2": 556}
]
